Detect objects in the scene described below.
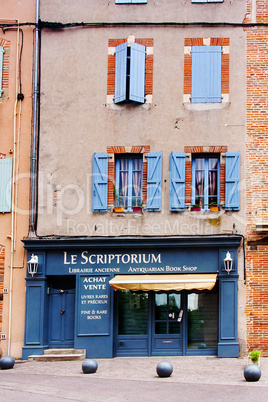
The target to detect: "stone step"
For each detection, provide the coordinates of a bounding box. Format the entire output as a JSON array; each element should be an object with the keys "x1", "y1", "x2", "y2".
[
  {"x1": 28, "y1": 349, "x2": 86, "y2": 362},
  {"x1": 43, "y1": 348, "x2": 86, "y2": 356}
]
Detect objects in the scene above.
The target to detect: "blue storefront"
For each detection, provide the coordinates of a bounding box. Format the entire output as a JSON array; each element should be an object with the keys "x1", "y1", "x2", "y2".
[{"x1": 22, "y1": 236, "x2": 241, "y2": 360}]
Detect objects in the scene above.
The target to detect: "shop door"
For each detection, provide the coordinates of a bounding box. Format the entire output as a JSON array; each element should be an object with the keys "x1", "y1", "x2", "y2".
[
  {"x1": 48, "y1": 288, "x2": 75, "y2": 348},
  {"x1": 152, "y1": 293, "x2": 183, "y2": 355},
  {"x1": 116, "y1": 291, "x2": 183, "y2": 356}
]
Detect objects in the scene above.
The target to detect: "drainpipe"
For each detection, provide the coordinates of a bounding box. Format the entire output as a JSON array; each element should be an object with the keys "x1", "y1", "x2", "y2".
[{"x1": 29, "y1": 0, "x2": 40, "y2": 235}]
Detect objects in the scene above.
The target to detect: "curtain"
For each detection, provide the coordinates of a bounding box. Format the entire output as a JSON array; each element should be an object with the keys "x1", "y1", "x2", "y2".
[{"x1": 132, "y1": 159, "x2": 142, "y2": 205}]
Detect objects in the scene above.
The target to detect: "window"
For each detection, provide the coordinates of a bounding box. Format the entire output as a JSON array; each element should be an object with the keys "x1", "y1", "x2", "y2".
[
  {"x1": 115, "y1": 155, "x2": 143, "y2": 211},
  {"x1": 184, "y1": 38, "x2": 229, "y2": 104},
  {"x1": 92, "y1": 150, "x2": 162, "y2": 212},
  {"x1": 192, "y1": 155, "x2": 220, "y2": 211},
  {"x1": 116, "y1": 0, "x2": 147, "y2": 3},
  {"x1": 0, "y1": 46, "x2": 4, "y2": 98},
  {"x1": 169, "y1": 149, "x2": 240, "y2": 212},
  {"x1": 0, "y1": 158, "x2": 13, "y2": 212},
  {"x1": 115, "y1": 42, "x2": 146, "y2": 104},
  {"x1": 191, "y1": 46, "x2": 222, "y2": 103}
]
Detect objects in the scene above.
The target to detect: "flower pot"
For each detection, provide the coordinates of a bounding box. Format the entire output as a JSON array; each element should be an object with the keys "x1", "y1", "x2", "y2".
[
  {"x1": 132, "y1": 207, "x2": 142, "y2": 213},
  {"x1": 210, "y1": 206, "x2": 219, "y2": 212},
  {"x1": 191, "y1": 206, "x2": 201, "y2": 211},
  {"x1": 113, "y1": 207, "x2": 124, "y2": 213}
]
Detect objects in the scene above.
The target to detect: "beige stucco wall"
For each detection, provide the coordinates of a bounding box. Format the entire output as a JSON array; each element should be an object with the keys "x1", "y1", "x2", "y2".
[{"x1": 0, "y1": 0, "x2": 35, "y2": 358}]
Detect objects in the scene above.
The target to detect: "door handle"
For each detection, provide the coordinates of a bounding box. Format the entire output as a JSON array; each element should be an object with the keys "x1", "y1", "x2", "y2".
[
  {"x1": 61, "y1": 309, "x2": 65, "y2": 314},
  {"x1": 177, "y1": 310, "x2": 183, "y2": 322}
]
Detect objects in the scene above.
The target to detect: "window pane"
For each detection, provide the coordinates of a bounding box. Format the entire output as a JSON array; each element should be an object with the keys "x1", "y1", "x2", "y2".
[
  {"x1": 155, "y1": 293, "x2": 167, "y2": 320},
  {"x1": 195, "y1": 159, "x2": 205, "y2": 208},
  {"x1": 187, "y1": 292, "x2": 218, "y2": 350},
  {"x1": 118, "y1": 291, "x2": 148, "y2": 335},
  {"x1": 155, "y1": 322, "x2": 167, "y2": 334},
  {"x1": 132, "y1": 158, "x2": 142, "y2": 206}
]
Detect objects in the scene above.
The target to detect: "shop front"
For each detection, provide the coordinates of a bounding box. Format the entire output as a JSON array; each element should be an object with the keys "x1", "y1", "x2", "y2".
[{"x1": 22, "y1": 236, "x2": 241, "y2": 360}]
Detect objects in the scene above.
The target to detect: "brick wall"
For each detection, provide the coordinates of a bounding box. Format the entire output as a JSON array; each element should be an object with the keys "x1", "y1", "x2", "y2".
[{"x1": 246, "y1": 0, "x2": 268, "y2": 356}]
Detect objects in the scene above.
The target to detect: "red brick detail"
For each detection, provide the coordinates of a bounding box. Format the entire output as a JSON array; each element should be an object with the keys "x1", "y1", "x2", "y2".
[
  {"x1": 107, "y1": 145, "x2": 150, "y2": 206},
  {"x1": 0, "y1": 38, "x2": 10, "y2": 90},
  {"x1": 184, "y1": 38, "x2": 229, "y2": 97},
  {"x1": 107, "y1": 38, "x2": 153, "y2": 99},
  {"x1": 0, "y1": 245, "x2": 5, "y2": 335},
  {"x1": 0, "y1": 153, "x2": 6, "y2": 159}
]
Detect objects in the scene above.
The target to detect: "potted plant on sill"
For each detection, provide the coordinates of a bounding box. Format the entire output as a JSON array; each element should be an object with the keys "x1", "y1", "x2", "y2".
[
  {"x1": 209, "y1": 202, "x2": 219, "y2": 212},
  {"x1": 191, "y1": 204, "x2": 201, "y2": 211},
  {"x1": 248, "y1": 350, "x2": 261, "y2": 367},
  {"x1": 113, "y1": 186, "x2": 124, "y2": 213},
  {"x1": 132, "y1": 199, "x2": 143, "y2": 213}
]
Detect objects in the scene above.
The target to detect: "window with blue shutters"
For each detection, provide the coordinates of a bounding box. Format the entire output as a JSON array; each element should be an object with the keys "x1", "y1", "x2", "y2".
[
  {"x1": 191, "y1": 46, "x2": 222, "y2": 103},
  {"x1": 0, "y1": 158, "x2": 13, "y2": 213},
  {"x1": 92, "y1": 153, "x2": 109, "y2": 212},
  {"x1": 146, "y1": 152, "x2": 162, "y2": 211},
  {"x1": 224, "y1": 152, "x2": 240, "y2": 211},
  {"x1": 0, "y1": 46, "x2": 4, "y2": 98},
  {"x1": 114, "y1": 42, "x2": 146, "y2": 104},
  {"x1": 169, "y1": 152, "x2": 186, "y2": 212},
  {"x1": 192, "y1": 155, "x2": 220, "y2": 211}
]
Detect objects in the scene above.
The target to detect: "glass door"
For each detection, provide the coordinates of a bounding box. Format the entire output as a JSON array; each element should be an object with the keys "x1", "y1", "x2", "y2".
[{"x1": 152, "y1": 293, "x2": 183, "y2": 356}]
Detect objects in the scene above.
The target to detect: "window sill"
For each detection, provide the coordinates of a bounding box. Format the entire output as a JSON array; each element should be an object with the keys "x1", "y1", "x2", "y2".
[{"x1": 183, "y1": 102, "x2": 230, "y2": 111}]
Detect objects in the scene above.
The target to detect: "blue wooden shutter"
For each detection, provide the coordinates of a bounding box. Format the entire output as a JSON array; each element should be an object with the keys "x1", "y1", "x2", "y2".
[
  {"x1": 0, "y1": 46, "x2": 4, "y2": 98},
  {"x1": 92, "y1": 153, "x2": 108, "y2": 212},
  {"x1": 169, "y1": 152, "x2": 186, "y2": 211},
  {"x1": 0, "y1": 158, "x2": 13, "y2": 212},
  {"x1": 225, "y1": 152, "x2": 240, "y2": 211},
  {"x1": 146, "y1": 152, "x2": 162, "y2": 211},
  {"x1": 191, "y1": 46, "x2": 222, "y2": 103},
  {"x1": 129, "y1": 42, "x2": 146, "y2": 103},
  {"x1": 114, "y1": 42, "x2": 127, "y2": 103}
]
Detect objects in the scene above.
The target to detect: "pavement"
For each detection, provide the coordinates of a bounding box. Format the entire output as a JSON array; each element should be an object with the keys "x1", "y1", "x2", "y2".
[
  {"x1": 3, "y1": 355, "x2": 268, "y2": 385},
  {"x1": 1, "y1": 356, "x2": 268, "y2": 401}
]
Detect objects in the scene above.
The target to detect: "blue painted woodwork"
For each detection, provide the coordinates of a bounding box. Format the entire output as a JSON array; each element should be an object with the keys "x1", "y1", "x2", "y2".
[
  {"x1": 191, "y1": 46, "x2": 222, "y2": 103},
  {"x1": 92, "y1": 153, "x2": 108, "y2": 212},
  {"x1": 146, "y1": 152, "x2": 162, "y2": 211},
  {"x1": 0, "y1": 158, "x2": 13, "y2": 212},
  {"x1": 218, "y1": 276, "x2": 239, "y2": 357},
  {"x1": 169, "y1": 152, "x2": 186, "y2": 211},
  {"x1": 23, "y1": 237, "x2": 241, "y2": 359},
  {"x1": 114, "y1": 42, "x2": 146, "y2": 103},
  {"x1": 225, "y1": 152, "x2": 240, "y2": 211},
  {"x1": 49, "y1": 289, "x2": 75, "y2": 348},
  {"x1": 129, "y1": 42, "x2": 146, "y2": 103}
]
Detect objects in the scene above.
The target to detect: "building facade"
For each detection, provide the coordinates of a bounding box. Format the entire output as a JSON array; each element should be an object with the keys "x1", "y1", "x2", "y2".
[
  {"x1": 22, "y1": 0, "x2": 248, "y2": 359},
  {"x1": 245, "y1": 0, "x2": 268, "y2": 356},
  {"x1": 0, "y1": 1, "x2": 35, "y2": 358}
]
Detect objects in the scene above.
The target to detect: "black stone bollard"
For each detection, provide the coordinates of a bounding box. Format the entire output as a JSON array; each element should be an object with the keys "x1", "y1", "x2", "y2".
[
  {"x1": 0, "y1": 356, "x2": 15, "y2": 370},
  {"x1": 82, "y1": 359, "x2": 98, "y2": 374},
  {"x1": 156, "y1": 361, "x2": 173, "y2": 378},
  {"x1": 244, "y1": 364, "x2": 261, "y2": 382}
]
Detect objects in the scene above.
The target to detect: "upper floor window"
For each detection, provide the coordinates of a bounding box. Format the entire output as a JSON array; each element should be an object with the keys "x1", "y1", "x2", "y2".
[
  {"x1": 0, "y1": 158, "x2": 13, "y2": 212},
  {"x1": 192, "y1": 155, "x2": 220, "y2": 211},
  {"x1": 184, "y1": 38, "x2": 229, "y2": 105},
  {"x1": 116, "y1": 0, "x2": 147, "y2": 3},
  {"x1": 115, "y1": 42, "x2": 146, "y2": 104},
  {"x1": 115, "y1": 155, "x2": 143, "y2": 211}
]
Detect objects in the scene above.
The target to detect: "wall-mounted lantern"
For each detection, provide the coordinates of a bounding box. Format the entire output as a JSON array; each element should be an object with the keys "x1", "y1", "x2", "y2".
[
  {"x1": 224, "y1": 251, "x2": 233, "y2": 274},
  {"x1": 27, "y1": 254, "x2": 39, "y2": 276}
]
